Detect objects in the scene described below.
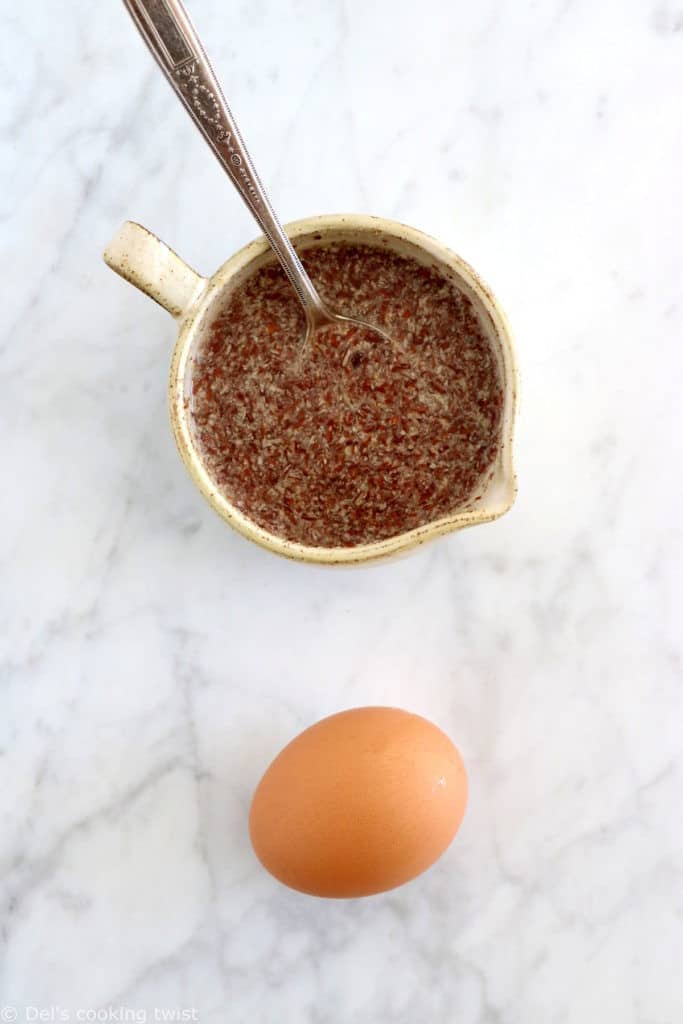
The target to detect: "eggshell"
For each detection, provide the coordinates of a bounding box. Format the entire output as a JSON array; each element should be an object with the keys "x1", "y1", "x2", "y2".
[{"x1": 248, "y1": 706, "x2": 468, "y2": 898}]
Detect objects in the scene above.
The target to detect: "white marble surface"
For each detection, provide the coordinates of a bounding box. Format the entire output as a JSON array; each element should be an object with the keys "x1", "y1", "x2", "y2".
[{"x1": 2, "y1": 0, "x2": 682, "y2": 1020}]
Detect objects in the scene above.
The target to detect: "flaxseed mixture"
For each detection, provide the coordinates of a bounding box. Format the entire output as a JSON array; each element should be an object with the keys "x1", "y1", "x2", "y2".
[{"x1": 191, "y1": 242, "x2": 503, "y2": 547}]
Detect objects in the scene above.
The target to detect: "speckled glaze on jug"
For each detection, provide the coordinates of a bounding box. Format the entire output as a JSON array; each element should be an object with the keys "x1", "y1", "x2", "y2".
[{"x1": 104, "y1": 214, "x2": 517, "y2": 565}]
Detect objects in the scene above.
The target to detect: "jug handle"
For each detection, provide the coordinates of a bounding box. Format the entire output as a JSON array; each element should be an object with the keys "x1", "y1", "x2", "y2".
[{"x1": 103, "y1": 221, "x2": 207, "y2": 320}]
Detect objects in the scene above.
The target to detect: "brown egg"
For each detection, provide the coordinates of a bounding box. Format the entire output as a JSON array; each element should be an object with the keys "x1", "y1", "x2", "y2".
[{"x1": 249, "y1": 706, "x2": 468, "y2": 898}]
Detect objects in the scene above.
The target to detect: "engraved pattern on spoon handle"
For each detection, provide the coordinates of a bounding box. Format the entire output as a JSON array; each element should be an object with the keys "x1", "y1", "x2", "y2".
[{"x1": 121, "y1": 0, "x2": 325, "y2": 317}]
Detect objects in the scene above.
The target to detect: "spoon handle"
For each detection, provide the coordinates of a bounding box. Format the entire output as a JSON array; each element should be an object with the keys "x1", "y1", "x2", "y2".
[{"x1": 122, "y1": 0, "x2": 326, "y2": 320}]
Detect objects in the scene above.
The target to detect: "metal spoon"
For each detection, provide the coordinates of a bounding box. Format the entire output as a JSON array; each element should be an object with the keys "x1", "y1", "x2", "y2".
[{"x1": 122, "y1": 0, "x2": 387, "y2": 347}]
